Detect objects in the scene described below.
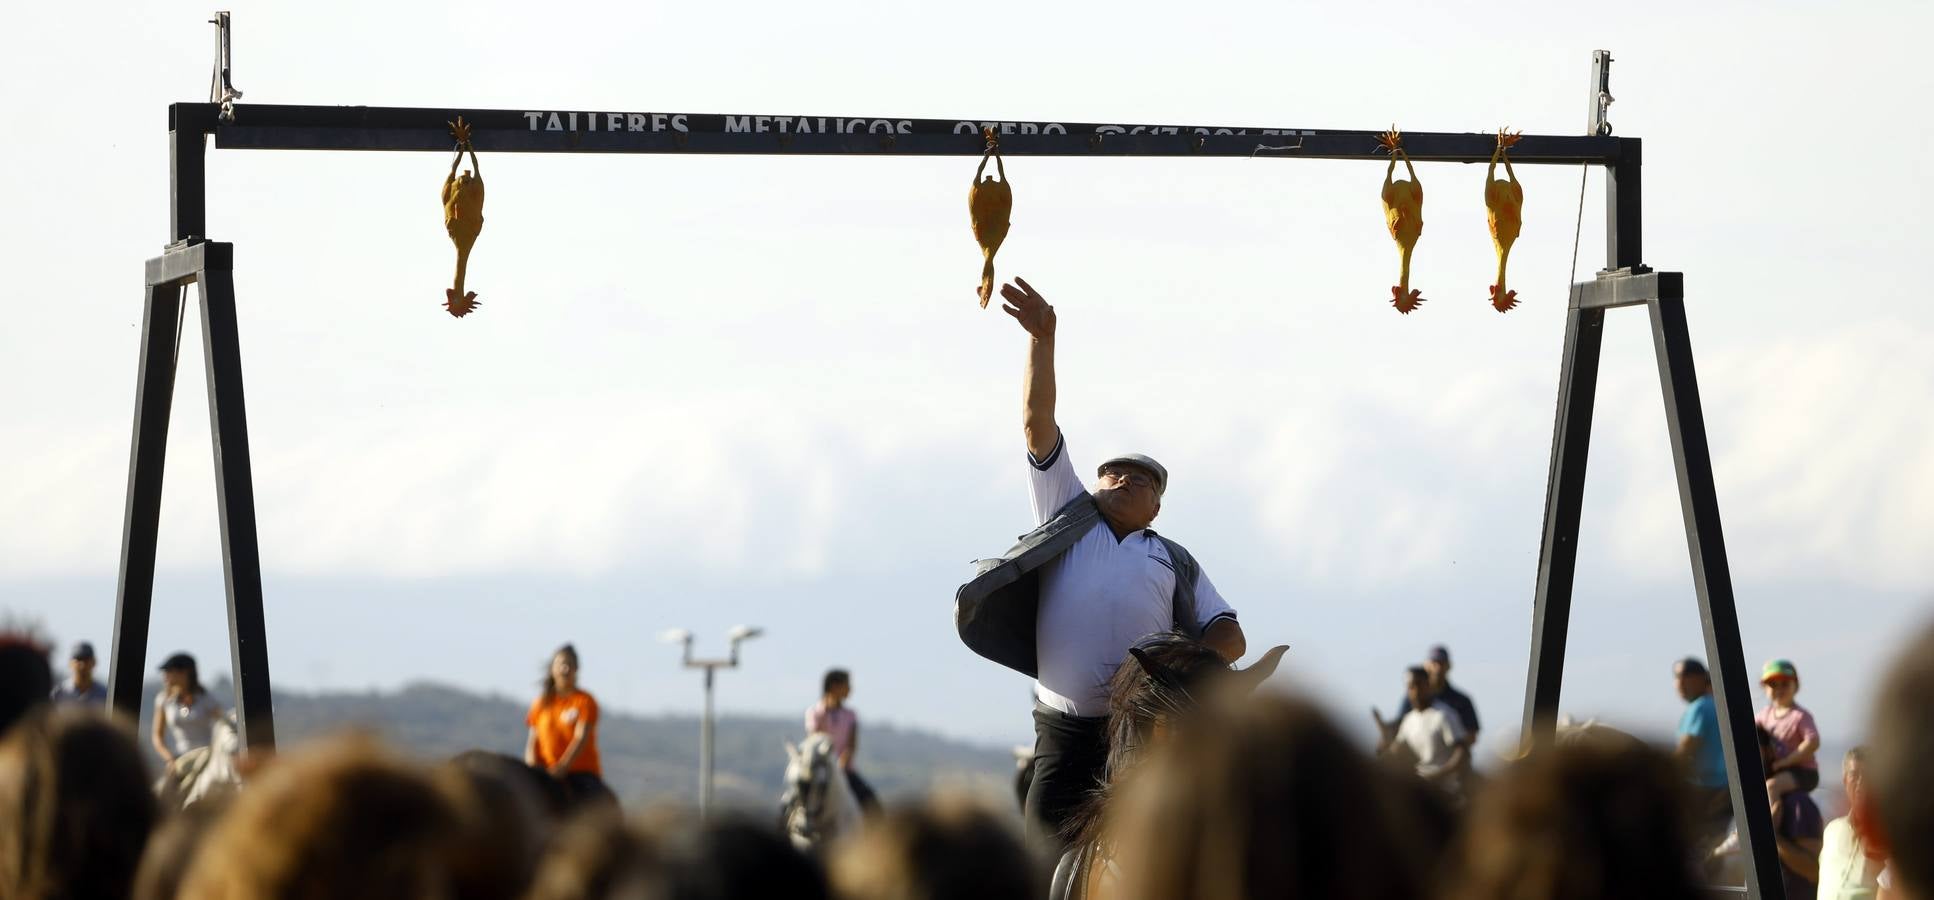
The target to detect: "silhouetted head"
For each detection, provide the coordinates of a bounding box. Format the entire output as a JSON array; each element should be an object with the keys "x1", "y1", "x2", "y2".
[
  {"x1": 1447, "y1": 732, "x2": 1701, "y2": 900},
  {"x1": 0, "y1": 707, "x2": 158, "y2": 900}
]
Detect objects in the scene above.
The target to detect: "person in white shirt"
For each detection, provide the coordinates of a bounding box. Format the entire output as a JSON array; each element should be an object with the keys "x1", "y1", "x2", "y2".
[
  {"x1": 151, "y1": 652, "x2": 223, "y2": 766},
  {"x1": 1380, "y1": 666, "x2": 1470, "y2": 797},
  {"x1": 1819, "y1": 747, "x2": 1882, "y2": 900},
  {"x1": 997, "y1": 277, "x2": 1247, "y2": 848}
]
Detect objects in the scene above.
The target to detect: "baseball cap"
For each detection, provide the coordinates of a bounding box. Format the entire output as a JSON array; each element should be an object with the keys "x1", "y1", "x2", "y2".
[
  {"x1": 1761, "y1": 659, "x2": 1798, "y2": 683},
  {"x1": 157, "y1": 652, "x2": 195, "y2": 672},
  {"x1": 71, "y1": 642, "x2": 96, "y2": 661},
  {"x1": 1427, "y1": 645, "x2": 1451, "y2": 665},
  {"x1": 1675, "y1": 657, "x2": 1708, "y2": 677},
  {"x1": 1096, "y1": 454, "x2": 1168, "y2": 496}
]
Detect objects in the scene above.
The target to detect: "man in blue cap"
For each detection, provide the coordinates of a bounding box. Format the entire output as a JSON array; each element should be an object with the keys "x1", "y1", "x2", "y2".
[
  {"x1": 957, "y1": 277, "x2": 1247, "y2": 849},
  {"x1": 50, "y1": 641, "x2": 107, "y2": 707}
]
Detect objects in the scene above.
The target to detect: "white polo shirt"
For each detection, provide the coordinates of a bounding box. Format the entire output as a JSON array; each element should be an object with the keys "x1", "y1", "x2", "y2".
[{"x1": 1028, "y1": 433, "x2": 1236, "y2": 717}]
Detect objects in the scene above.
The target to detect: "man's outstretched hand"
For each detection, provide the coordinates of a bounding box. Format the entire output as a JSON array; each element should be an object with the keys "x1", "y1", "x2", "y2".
[{"x1": 999, "y1": 278, "x2": 1055, "y2": 341}]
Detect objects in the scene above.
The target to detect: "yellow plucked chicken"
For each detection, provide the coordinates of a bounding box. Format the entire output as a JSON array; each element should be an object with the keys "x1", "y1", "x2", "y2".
[
  {"x1": 969, "y1": 128, "x2": 1013, "y2": 307},
  {"x1": 441, "y1": 117, "x2": 485, "y2": 318},
  {"x1": 1378, "y1": 127, "x2": 1425, "y2": 314},
  {"x1": 1485, "y1": 129, "x2": 1524, "y2": 312}
]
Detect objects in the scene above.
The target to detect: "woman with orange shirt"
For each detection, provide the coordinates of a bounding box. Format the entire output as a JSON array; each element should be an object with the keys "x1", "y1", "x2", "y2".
[{"x1": 524, "y1": 643, "x2": 613, "y2": 808}]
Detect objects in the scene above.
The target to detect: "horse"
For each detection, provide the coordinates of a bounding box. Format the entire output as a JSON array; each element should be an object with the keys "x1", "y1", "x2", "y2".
[
  {"x1": 155, "y1": 713, "x2": 243, "y2": 810},
  {"x1": 780, "y1": 732, "x2": 861, "y2": 853}
]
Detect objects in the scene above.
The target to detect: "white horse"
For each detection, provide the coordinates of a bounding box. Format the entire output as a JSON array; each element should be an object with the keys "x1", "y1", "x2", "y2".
[
  {"x1": 780, "y1": 732, "x2": 861, "y2": 852},
  {"x1": 155, "y1": 713, "x2": 243, "y2": 811}
]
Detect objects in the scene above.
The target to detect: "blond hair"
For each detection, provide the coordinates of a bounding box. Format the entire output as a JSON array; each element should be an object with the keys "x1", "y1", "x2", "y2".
[{"x1": 176, "y1": 734, "x2": 464, "y2": 900}]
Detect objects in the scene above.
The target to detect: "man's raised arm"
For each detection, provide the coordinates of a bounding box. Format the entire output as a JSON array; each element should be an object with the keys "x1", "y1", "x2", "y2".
[{"x1": 1000, "y1": 278, "x2": 1059, "y2": 460}]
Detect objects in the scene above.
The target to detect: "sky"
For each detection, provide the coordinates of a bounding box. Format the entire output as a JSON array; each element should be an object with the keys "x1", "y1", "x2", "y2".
[{"x1": 2, "y1": 0, "x2": 1930, "y2": 765}]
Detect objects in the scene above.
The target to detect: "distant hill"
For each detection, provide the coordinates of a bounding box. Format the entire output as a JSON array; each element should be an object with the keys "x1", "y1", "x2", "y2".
[{"x1": 139, "y1": 681, "x2": 1018, "y2": 811}]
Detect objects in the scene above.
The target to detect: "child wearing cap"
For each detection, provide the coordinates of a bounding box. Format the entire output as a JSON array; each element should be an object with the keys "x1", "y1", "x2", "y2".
[{"x1": 1756, "y1": 658, "x2": 1822, "y2": 807}]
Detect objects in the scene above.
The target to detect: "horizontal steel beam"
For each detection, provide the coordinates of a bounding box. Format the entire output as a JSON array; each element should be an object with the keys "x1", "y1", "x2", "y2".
[
  {"x1": 178, "y1": 103, "x2": 1627, "y2": 164},
  {"x1": 1572, "y1": 267, "x2": 1682, "y2": 310},
  {"x1": 145, "y1": 240, "x2": 233, "y2": 287}
]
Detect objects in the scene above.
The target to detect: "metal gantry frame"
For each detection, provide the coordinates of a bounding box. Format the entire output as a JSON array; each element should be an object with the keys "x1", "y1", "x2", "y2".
[{"x1": 105, "y1": 34, "x2": 1783, "y2": 897}]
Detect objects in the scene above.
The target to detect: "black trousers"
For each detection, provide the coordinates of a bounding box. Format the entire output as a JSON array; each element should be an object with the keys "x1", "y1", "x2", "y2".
[
  {"x1": 846, "y1": 768, "x2": 881, "y2": 813},
  {"x1": 1024, "y1": 703, "x2": 1109, "y2": 850}
]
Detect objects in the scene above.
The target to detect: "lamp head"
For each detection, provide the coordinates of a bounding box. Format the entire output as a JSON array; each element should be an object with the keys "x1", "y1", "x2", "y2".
[
  {"x1": 727, "y1": 625, "x2": 764, "y2": 643},
  {"x1": 659, "y1": 628, "x2": 692, "y2": 645}
]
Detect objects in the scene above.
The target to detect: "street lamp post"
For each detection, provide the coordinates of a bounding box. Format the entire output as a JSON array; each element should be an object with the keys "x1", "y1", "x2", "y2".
[{"x1": 660, "y1": 625, "x2": 762, "y2": 819}]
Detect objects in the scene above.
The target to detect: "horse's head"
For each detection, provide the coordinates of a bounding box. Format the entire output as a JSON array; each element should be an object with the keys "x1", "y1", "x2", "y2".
[{"x1": 782, "y1": 733, "x2": 848, "y2": 846}]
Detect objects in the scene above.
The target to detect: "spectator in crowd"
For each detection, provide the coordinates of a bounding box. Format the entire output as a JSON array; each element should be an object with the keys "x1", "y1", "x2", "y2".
[
  {"x1": 440, "y1": 752, "x2": 559, "y2": 900},
  {"x1": 1385, "y1": 644, "x2": 1480, "y2": 746},
  {"x1": 0, "y1": 633, "x2": 53, "y2": 735},
  {"x1": 652, "y1": 814, "x2": 831, "y2": 900},
  {"x1": 1869, "y1": 620, "x2": 1933, "y2": 900},
  {"x1": 807, "y1": 668, "x2": 879, "y2": 813},
  {"x1": 829, "y1": 793, "x2": 1042, "y2": 900},
  {"x1": 1760, "y1": 658, "x2": 1823, "y2": 807},
  {"x1": 1818, "y1": 747, "x2": 1882, "y2": 900},
  {"x1": 1107, "y1": 692, "x2": 1436, "y2": 900},
  {"x1": 1672, "y1": 658, "x2": 1732, "y2": 834},
  {"x1": 525, "y1": 643, "x2": 614, "y2": 809},
  {"x1": 176, "y1": 735, "x2": 466, "y2": 900},
  {"x1": 525, "y1": 808, "x2": 663, "y2": 900},
  {"x1": 152, "y1": 652, "x2": 223, "y2": 767},
  {"x1": 50, "y1": 641, "x2": 107, "y2": 706},
  {"x1": 1379, "y1": 665, "x2": 1471, "y2": 798},
  {"x1": 0, "y1": 707, "x2": 159, "y2": 900},
  {"x1": 133, "y1": 795, "x2": 231, "y2": 900},
  {"x1": 1446, "y1": 728, "x2": 1702, "y2": 900}
]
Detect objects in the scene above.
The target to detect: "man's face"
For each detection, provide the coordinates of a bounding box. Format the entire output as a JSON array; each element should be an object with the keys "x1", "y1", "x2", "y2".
[
  {"x1": 1674, "y1": 666, "x2": 1708, "y2": 702},
  {"x1": 831, "y1": 681, "x2": 851, "y2": 703},
  {"x1": 1843, "y1": 756, "x2": 1865, "y2": 805},
  {"x1": 1405, "y1": 673, "x2": 1431, "y2": 710},
  {"x1": 1094, "y1": 464, "x2": 1161, "y2": 531},
  {"x1": 1424, "y1": 659, "x2": 1449, "y2": 685},
  {"x1": 1762, "y1": 678, "x2": 1796, "y2": 705},
  {"x1": 70, "y1": 657, "x2": 94, "y2": 684}
]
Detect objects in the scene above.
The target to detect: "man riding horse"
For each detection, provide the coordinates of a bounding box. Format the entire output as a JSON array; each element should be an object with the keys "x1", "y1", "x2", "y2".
[{"x1": 956, "y1": 277, "x2": 1248, "y2": 850}]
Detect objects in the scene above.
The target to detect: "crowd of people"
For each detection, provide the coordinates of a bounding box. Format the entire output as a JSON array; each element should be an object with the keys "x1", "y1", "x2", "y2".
[{"x1": 2, "y1": 618, "x2": 1930, "y2": 900}]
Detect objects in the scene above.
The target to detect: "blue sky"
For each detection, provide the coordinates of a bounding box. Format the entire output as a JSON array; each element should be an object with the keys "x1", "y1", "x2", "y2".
[{"x1": 2, "y1": 0, "x2": 1930, "y2": 764}]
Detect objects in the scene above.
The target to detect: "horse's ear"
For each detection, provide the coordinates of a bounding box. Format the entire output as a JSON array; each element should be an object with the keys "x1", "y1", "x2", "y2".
[
  {"x1": 1233, "y1": 645, "x2": 1291, "y2": 693},
  {"x1": 783, "y1": 740, "x2": 799, "y2": 762}
]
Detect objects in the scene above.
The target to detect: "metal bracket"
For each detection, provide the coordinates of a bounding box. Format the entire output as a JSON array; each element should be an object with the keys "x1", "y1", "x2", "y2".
[
  {"x1": 208, "y1": 11, "x2": 244, "y2": 122},
  {"x1": 1588, "y1": 50, "x2": 1614, "y2": 136},
  {"x1": 1570, "y1": 265, "x2": 1681, "y2": 310}
]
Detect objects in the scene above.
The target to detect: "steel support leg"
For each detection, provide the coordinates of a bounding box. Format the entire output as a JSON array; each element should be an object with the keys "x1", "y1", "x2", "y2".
[
  {"x1": 1520, "y1": 305, "x2": 1606, "y2": 749},
  {"x1": 195, "y1": 251, "x2": 275, "y2": 751},
  {"x1": 1650, "y1": 295, "x2": 1782, "y2": 900},
  {"x1": 110, "y1": 283, "x2": 186, "y2": 718}
]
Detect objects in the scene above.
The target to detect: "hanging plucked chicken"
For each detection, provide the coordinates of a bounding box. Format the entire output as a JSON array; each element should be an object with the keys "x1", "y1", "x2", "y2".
[
  {"x1": 1485, "y1": 129, "x2": 1524, "y2": 312},
  {"x1": 1378, "y1": 127, "x2": 1425, "y2": 314},
  {"x1": 441, "y1": 117, "x2": 485, "y2": 318},
  {"x1": 969, "y1": 127, "x2": 1013, "y2": 307}
]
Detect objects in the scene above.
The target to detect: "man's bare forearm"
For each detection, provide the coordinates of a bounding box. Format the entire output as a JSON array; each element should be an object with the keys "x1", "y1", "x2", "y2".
[
  {"x1": 1023, "y1": 335, "x2": 1057, "y2": 459},
  {"x1": 1203, "y1": 618, "x2": 1246, "y2": 662}
]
